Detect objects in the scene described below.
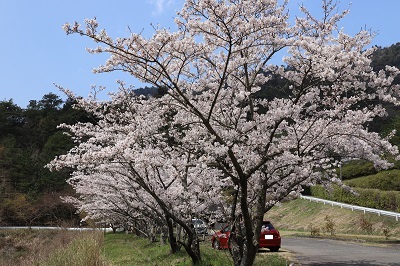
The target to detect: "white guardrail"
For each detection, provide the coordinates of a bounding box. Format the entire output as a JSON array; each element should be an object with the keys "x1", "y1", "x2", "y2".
[{"x1": 300, "y1": 195, "x2": 400, "y2": 221}]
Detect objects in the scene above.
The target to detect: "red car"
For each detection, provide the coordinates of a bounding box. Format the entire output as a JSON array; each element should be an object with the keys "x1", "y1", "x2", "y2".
[{"x1": 211, "y1": 221, "x2": 281, "y2": 252}]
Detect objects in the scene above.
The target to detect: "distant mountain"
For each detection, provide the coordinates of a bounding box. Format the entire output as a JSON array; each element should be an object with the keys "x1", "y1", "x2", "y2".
[{"x1": 133, "y1": 86, "x2": 158, "y2": 96}]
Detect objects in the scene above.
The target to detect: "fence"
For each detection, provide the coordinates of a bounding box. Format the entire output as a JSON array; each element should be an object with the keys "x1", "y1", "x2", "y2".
[{"x1": 300, "y1": 195, "x2": 400, "y2": 221}]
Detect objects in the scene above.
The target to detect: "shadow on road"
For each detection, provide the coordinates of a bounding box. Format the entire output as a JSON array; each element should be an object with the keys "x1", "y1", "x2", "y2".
[{"x1": 257, "y1": 248, "x2": 286, "y2": 254}]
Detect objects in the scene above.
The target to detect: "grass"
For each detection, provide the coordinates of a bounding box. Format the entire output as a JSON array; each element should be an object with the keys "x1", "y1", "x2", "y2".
[
  {"x1": 266, "y1": 198, "x2": 400, "y2": 240},
  {"x1": 0, "y1": 228, "x2": 106, "y2": 266},
  {"x1": 102, "y1": 233, "x2": 185, "y2": 266},
  {"x1": 3, "y1": 198, "x2": 398, "y2": 265},
  {"x1": 102, "y1": 233, "x2": 288, "y2": 266},
  {"x1": 39, "y1": 230, "x2": 106, "y2": 266},
  {"x1": 0, "y1": 228, "x2": 287, "y2": 266}
]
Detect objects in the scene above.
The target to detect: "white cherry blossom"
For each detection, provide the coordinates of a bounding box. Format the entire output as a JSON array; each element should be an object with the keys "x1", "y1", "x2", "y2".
[{"x1": 55, "y1": 1, "x2": 400, "y2": 265}]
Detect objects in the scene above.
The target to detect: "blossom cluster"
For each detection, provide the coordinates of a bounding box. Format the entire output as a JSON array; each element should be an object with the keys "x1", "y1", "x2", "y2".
[{"x1": 54, "y1": 1, "x2": 400, "y2": 264}]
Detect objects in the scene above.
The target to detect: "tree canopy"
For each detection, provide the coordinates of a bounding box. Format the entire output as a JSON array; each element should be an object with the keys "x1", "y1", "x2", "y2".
[{"x1": 51, "y1": 1, "x2": 400, "y2": 265}]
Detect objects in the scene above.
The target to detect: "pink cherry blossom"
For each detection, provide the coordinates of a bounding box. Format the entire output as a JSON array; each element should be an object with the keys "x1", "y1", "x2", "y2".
[{"x1": 54, "y1": 1, "x2": 400, "y2": 265}]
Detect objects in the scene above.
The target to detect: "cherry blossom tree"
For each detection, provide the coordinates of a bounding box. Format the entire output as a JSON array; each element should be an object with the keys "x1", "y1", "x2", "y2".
[
  {"x1": 48, "y1": 88, "x2": 229, "y2": 263},
  {"x1": 57, "y1": 0, "x2": 400, "y2": 265}
]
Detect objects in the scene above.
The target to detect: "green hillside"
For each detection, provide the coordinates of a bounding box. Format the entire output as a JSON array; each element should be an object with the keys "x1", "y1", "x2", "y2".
[
  {"x1": 344, "y1": 170, "x2": 400, "y2": 191},
  {"x1": 266, "y1": 198, "x2": 400, "y2": 240}
]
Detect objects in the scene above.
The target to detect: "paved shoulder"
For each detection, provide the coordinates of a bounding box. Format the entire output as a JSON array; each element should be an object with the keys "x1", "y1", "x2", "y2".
[{"x1": 282, "y1": 237, "x2": 400, "y2": 265}]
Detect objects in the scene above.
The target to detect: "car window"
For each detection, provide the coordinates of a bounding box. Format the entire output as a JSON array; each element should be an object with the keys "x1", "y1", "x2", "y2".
[
  {"x1": 221, "y1": 225, "x2": 230, "y2": 232},
  {"x1": 261, "y1": 221, "x2": 275, "y2": 230},
  {"x1": 192, "y1": 219, "x2": 205, "y2": 226}
]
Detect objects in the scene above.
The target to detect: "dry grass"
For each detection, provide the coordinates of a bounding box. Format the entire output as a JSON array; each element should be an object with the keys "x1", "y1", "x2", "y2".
[
  {"x1": 266, "y1": 199, "x2": 400, "y2": 239},
  {"x1": 40, "y1": 230, "x2": 106, "y2": 266},
  {"x1": 0, "y1": 229, "x2": 75, "y2": 266},
  {"x1": 0, "y1": 228, "x2": 106, "y2": 266}
]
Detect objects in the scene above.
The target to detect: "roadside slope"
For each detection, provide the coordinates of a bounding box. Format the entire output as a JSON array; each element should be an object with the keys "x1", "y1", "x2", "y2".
[{"x1": 266, "y1": 198, "x2": 400, "y2": 239}]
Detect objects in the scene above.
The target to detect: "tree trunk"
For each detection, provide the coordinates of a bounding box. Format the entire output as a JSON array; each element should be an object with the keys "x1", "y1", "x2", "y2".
[
  {"x1": 229, "y1": 217, "x2": 258, "y2": 266},
  {"x1": 238, "y1": 243, "x2": 257, "y2": 266},
  {"x1": 230, "y1": 229, "x2": 257, "y2": 266},
  {"x1": 144, "y1": 186, "x2": 202, "y2": 265},
  {"x1": 166, "y1": 216, "x2": 179, "y2": 253},
  {"x1": 180, "y1": 229, "x2": 201, "y2": 265},
  {"x1": 230, "y1": 180, "x2": 258, "y2": 266},
  {"x1": 160, "y1": 226, "x2": 168, "y2": 245}
]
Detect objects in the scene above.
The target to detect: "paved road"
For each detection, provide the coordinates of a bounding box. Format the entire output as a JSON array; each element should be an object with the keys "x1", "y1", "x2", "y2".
[{"x1": 282, "y1": 237, "x2": 400, "y2": 265}]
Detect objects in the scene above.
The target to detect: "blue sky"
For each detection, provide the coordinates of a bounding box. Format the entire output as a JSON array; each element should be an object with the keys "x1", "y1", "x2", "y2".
[{"x1": 0, "y1": 0, "x2": 399, "y2": 108}]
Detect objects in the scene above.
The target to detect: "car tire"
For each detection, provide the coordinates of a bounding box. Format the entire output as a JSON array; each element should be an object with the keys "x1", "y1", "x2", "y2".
[
  {"x1": 269, "y1": 247, "x2": 279, "y2": 252},
  {"x1": 213, "y1": 240, "x2": 220, "y2": 249}
]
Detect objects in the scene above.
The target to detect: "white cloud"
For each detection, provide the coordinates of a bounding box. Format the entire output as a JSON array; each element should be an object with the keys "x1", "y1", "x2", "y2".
[{"x1": 147, "y1": 0, "x2": 175, "y2": 15}]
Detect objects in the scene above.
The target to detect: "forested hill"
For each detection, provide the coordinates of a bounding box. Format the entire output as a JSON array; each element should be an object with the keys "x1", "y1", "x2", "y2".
[
  {"x1": 369, "y1": 43, "x2": 400, "y2": 141},
  {"x1": 0, "y1": 43, "x2": 399, "y2": 226},
  {"x1": 0, "y1": 88, "x2": 166, "y2": 226},
  {"x1": 372, "y1": 42, "x2": 400, "y2": 72},
  {"x1": 0, "y1": 94, "x2": 91, "y2": 225}
]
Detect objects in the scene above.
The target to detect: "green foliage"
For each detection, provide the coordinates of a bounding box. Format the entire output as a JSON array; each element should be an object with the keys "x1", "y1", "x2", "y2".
[
  {"x1": 1, "y1": 194, "x2": 32, "y2": 225},
  {"x1": 339, "y1": 160, "x2": 376, "y2": 180},
  {"x1": 371, "y1": 43, "x2": 400, "y2": 72},
  {"x1": 380, "y1": 114, "x2": 400, "y2": 148},
  {"x1": 1, "y1": 94, "x2": 75, "y2": 194},
  {"x1": 0, "y1": 100, "x2": 24, "y2": 135},
  {"x1": 310, "y1": 185, "x2": 400, "y2": 212},
  {"x1": 0, "y1": 192, "x2": 78, "y2": 226},
  {"x1": 369, "y1": 43, "x2": 400, "y2": 135},
  {"x1": 0, "y1": 94, "x2": 90, "y2": 226},
  {"x1": 344, "y1": 170, "x2": 400, "y2": 191}
]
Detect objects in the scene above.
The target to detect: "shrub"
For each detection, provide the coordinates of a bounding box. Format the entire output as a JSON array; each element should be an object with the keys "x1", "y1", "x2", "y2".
[
  {"x1": 358, "y1": 214, "x2": 373, "y2": 234},
  {"x1": 310, "y1": 185, "x2": 400, "y2": 212},
  {"x1": 308, "y1": 224, "x2": 321, "y2": 236},
  {"x1": 382, "y1": 226, "x2": 392, "y2": 240},
  {"x1": 339, "y1": 160, "x2": 377, "y2": 180},
  {"x1": 324, "y1": 215, "x2": 335, "y2": 236},
  {"x1": 344, "y1": 170, "x2": 400, "y2": 191}
]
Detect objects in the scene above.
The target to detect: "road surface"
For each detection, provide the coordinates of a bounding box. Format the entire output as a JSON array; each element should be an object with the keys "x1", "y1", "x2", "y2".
[{"x1": 282, "y1": 237, "x2": 400, "y2": 265}]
